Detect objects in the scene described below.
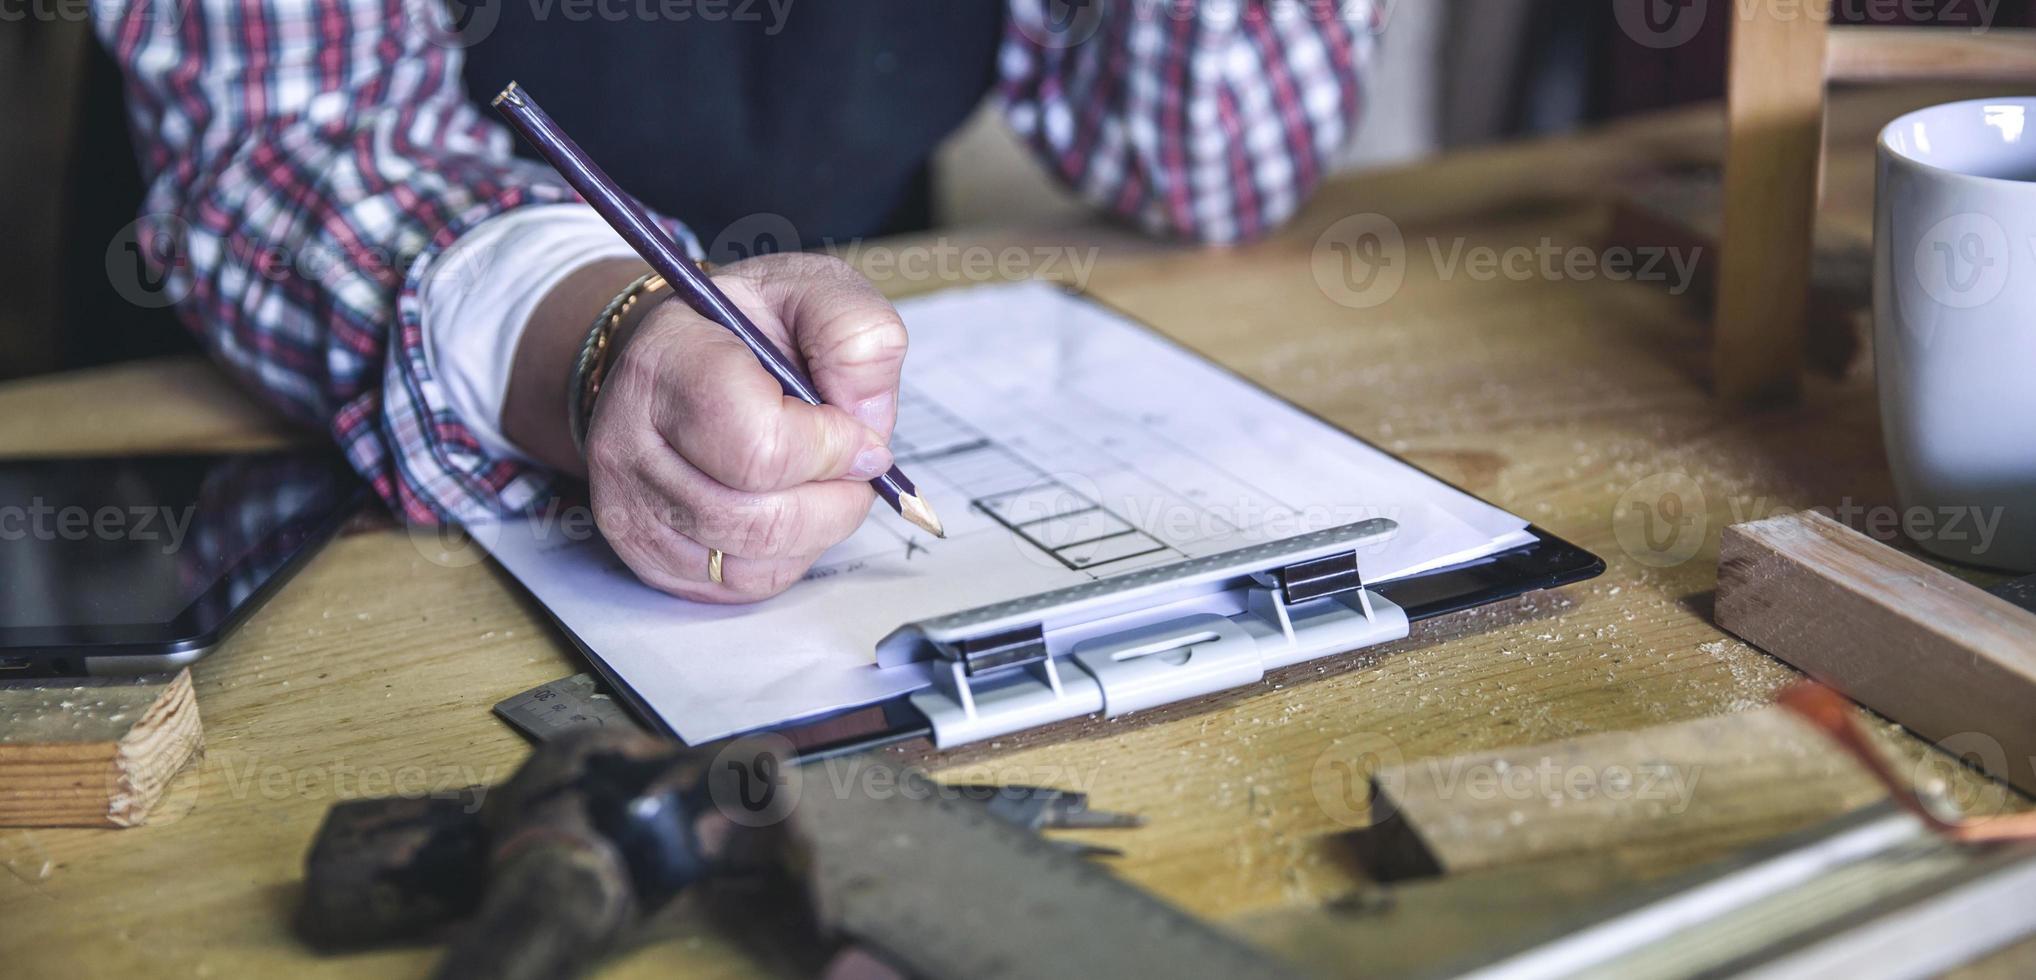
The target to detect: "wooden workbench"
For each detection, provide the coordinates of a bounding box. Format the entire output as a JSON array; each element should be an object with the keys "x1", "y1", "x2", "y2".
[{"x1": 5, "y1": 85, "x2": 2033, "y2": 978}]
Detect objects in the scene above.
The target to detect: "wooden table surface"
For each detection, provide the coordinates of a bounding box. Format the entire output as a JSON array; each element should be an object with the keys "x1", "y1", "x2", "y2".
[{"x1": 6, "y1": 84, "x2": 2034, "y2": 978}]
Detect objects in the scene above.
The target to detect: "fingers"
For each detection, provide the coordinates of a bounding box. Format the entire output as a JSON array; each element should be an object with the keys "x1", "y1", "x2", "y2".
[
  {"x1": 589, "y1": 424, "x2": 876, "y2": 562},
  {"x1": 587, "y1": 417, "x2": 876, "y2": 601},
  {"x1": 634, "y1": 445, "x2": 877, "y2": 562},
  {"x1": 727, "y1": 254, "x2": 909, "y2": 437},
  {"x1": 629, "y1": 311, "x2": 893, "y2": 493},
  {"x1": 607, "y1": 517, "x2": 824, "y2": 605}
]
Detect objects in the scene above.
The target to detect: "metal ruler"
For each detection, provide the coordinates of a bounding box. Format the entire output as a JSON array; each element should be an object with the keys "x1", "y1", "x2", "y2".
[
  {"x1": 493, "y1": 673, "x2": 641, "y2": 743},
  {"x1": 778, "y1": 753, "x2": 1297, "y2": 980}
]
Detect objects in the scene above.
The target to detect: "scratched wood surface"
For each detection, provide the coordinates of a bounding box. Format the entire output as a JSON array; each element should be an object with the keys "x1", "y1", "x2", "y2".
[{"x1": 3, "y1": 85, "x2": 2033, "y2": 978}]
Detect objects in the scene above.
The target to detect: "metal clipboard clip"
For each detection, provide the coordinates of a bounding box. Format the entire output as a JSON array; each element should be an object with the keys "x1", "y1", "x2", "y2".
[{"x1": 874, "y1": 520, "x2": 1410, "y2": 748}]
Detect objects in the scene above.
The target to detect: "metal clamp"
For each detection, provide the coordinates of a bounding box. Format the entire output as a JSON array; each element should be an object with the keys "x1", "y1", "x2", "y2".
[{"x1": 905, "y1": 538, "x2": 1410, "y2": 747}]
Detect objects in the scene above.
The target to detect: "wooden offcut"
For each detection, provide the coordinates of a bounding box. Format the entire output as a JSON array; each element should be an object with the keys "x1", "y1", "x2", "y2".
[
  {"x1": 1354, "y1": 706, "x2": 1887, "y2": 882},
  {"x1": 1718, "y1": 511, "x2": 2036, "y2": 797},
  {"x1": 1715, "y1": 0, "x2": 1829, "y2": 403},
  {"x1": 0, "y1": 668, "x2": 204, "y2": 827},
  {"x1": 1826, "y1": 27, "x2": 2036, "y2": 84}
]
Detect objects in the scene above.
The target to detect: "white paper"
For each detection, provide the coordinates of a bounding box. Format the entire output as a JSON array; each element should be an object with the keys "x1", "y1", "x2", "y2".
[{"x1": 480, "y1": 283, "x2": 1535, "y2": 742}]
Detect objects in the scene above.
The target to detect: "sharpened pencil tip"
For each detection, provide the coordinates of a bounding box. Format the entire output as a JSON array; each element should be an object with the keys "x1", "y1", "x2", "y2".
[{"x1": 899, "y1": 493, "x2": 946, "y2": 539}]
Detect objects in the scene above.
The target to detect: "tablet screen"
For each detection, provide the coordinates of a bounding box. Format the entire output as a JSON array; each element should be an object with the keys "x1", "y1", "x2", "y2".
[{"x1": 0, "y1": 452, "x2": 362, "y2": 652}]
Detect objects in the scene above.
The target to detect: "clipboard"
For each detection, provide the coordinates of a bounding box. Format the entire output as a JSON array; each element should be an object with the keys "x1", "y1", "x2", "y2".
[
  {"x1": 495, "y1": 284, "x2": 1605, "y2": 754},
  {"x1": 558, "y1": 522, "x2": 1600, "y2": 757}
]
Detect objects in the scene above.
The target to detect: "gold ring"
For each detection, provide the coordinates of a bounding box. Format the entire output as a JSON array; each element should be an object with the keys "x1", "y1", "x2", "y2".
[{"x1": 707, "y1": 548, "x2": 724, "y2": 585}]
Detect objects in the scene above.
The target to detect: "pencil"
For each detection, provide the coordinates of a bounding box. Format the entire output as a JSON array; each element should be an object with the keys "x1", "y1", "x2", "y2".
[{"x1": 491, "y1": 82, "x2": 945, "y2": 538}]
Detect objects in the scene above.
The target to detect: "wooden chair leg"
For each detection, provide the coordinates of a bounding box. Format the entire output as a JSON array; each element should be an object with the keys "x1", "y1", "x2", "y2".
[{"x1": 1715, "y1": 0, "x2": 1829, "y2": 403}]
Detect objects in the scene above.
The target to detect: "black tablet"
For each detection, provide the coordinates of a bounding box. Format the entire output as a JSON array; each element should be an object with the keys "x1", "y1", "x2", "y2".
[{"x1": 0, "y1": 451, "x2": 366, "y2": 677}]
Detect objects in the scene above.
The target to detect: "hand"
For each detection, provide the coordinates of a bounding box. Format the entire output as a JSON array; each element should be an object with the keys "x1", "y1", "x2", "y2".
[{"x1": 505, "y1": 253, "x2": 907, "y2": 602}]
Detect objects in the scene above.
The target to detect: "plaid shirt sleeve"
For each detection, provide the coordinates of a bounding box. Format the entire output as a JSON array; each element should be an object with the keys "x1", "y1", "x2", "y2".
[
  {"x1": 95, "y1": 0, "x2": 1369, "y2": 524},
  {"x1": 93, "y1": 0, "x2": 615, "y2": 524},
  {"x1": 1000, "y1": 0, "x2": 1378, "y2": 244}
]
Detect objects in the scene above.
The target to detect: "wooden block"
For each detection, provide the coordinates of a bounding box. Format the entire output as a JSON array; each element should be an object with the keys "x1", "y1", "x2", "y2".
[
  {"x1": 1352, "y1": 706, "x2": 1885, "y2": 881},
  {"x1": 0, "y1": 669, "x2": 204, "y2": 827},
  {"x1": 1718, "y1": 511, "x2": 2036, "y2": 797},
  {"x1": 1715, "y1": 1, "x2": 1829, "y2": 403},
  {"x1": 1827, "y1": 27, "x2": 2036, "y2": 85}
]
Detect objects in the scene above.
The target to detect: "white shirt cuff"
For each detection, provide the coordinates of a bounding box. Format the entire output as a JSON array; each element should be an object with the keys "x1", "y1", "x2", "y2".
[{"x1": 417, "y1": 204, "x2": 645, "y2": 462}]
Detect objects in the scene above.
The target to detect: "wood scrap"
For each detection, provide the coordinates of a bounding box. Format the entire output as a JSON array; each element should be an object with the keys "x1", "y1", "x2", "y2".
[
  {"x1": 0, "y1": 668, "x2": 203, "y2": 827},
  {"x1": 1826, "y1": 26, "x2": 2036, "y2": 84},
  {"x1": 1714, "y1": 2, "x2": 1829, "y2": 403},
  {"x1": 1277, "y1": 804, "x2": 2036, "y2": 980},
  {"x1": 1718, "y1": 510, "x2": 2036, "y2": 797},
  {"x1": 1352, "y1": 706, "x2": 1887, "y2": 882}
]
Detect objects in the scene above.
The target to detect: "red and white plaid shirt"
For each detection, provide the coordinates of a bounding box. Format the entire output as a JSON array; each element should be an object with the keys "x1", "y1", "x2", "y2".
[{"x1": 95, "y1": 0, "x2": 1378, "y2": 523}]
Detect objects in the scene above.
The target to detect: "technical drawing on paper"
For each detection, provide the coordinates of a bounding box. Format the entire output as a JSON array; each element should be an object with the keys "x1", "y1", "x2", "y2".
[
  {"x1": 822, "y1": 385, "x2": 1313, "y2": 581},
  {"x1": 887, "y1": 391, "x2": 1176, "y2": 573}
]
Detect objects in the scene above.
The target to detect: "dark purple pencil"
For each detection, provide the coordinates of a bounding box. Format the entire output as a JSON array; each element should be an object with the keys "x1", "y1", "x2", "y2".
[{"x1": 491, "y1": 82, "x2": 944, "y2": 538}]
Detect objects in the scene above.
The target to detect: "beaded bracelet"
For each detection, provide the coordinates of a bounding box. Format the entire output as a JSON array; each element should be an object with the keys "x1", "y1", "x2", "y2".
[{"x1": 568, "y1": 271, "x2": 666, "y2": 456}]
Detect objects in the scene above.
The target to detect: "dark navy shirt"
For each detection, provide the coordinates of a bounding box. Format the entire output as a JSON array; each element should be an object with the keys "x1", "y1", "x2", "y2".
[{"x1": 461, "y1": 1, "x2": 1006, "y2": 262}]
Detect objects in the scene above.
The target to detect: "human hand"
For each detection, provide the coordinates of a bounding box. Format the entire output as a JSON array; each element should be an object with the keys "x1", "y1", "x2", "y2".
[{"x1": 506, "y1": 253, "x2": 906, "y2": 602}]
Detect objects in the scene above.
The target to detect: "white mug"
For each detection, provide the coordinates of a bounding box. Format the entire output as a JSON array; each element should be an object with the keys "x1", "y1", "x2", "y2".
[{"x1": 1876, "y1": 97, "x2": 2036, "y2": 572}]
